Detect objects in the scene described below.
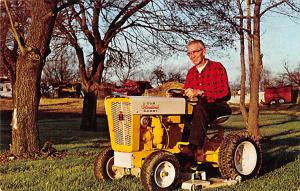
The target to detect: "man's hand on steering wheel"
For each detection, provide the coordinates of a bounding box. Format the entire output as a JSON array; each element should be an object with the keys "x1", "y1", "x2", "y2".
[
  {"x1": 184, "y1": 88, "x2": 204, "y2": 99},
  {"x1": 166, "y1": 89, "x2": 185, "y2": 97}
]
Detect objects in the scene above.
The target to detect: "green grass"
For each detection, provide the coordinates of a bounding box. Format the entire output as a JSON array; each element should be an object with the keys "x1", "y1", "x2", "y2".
[
  {"x1": 0, "y1": 112, "x2": 299, "y2": 191},
  {"x1": 209, "y1": 157, "x2": 300, "y2": 191}
]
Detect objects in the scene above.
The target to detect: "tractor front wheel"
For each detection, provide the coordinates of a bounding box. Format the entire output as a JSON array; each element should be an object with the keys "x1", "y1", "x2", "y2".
[
  {"x1": 94, "y1": 146, "x2": 123, "y2": 181},
  {"x1": 219, "y1": 130, "x2": 262, "y2": 181},
  {"x1": 141, "y1": 151, "x2": 180, "y2": 191}
]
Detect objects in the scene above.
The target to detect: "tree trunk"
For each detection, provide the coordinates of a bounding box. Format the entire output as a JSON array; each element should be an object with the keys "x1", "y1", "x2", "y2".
[
  {"x1": 10, "y1": 55, "x2": 41, "y2": 155},
  {"x1": 73, "y1": 46, "x2": 104, "y2": 132},
  {"x1": 80, "y1": 91, "x2": 98, "y2": 131},
  {"x1": 9, "y1": 0, "x2": 58, "y2": 156},
  {"x1": 237, "y1": 0, "x2": 248, "y2": 127},
  {"x1": 247, "y1": 0, "x2": 262, "y2": 140},
  {"x1": 247, "y1": 76, "x2": 261, "y2": 139}
]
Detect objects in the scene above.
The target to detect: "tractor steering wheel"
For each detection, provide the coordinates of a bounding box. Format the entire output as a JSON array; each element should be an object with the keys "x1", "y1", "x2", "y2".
[
  {"x1": 167, "y1": 89, "x2": 185, "y2": 97},
  {"x1": 167, "y1": 88, "x2": 200, "y2": 103}
]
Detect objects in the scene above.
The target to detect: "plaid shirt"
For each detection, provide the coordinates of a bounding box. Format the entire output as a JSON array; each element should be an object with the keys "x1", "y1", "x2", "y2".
[{"x1": 184, "y1": 59, "x2": 230, "y2": 103}]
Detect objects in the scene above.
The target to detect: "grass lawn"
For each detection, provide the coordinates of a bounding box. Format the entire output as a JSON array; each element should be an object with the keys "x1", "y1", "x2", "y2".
[{"x1": 0, "y1": 99, "x2": 299, "y2": 191}]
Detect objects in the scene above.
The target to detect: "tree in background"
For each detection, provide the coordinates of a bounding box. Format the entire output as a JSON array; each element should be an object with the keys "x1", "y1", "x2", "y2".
[
  {"x1": 230, "y1": 0, "x2": 299, "y2": 139},
  {"x1": 167, "y1": 72, "x2": 185, "y2": 84},
  {"x1": 0, "y1": 0, "x2": 28, "y2": 99},
  {"x1": 283, "y1": 62, "x2": 300, "y2": 103},
  {"x1": 56, "y1": 0, "x2": 236, "y2": 131},
  {"x1": 150, "y1": 66, "x2": 167, "y2": 86},
  {"x1": 150, "y1": 66, "x2": 185, "y2": 87},
  {"x1": 1, "y1": 0, "x2": 78, "y2": 156},
  {"x1": 41, "y1": 45, "x2": 79, "y2": 97},
  {"x1": 104, "y1": 51, "x2": 140, "y2": 83},
  {"x1": 283, "y1": 62, "x2": 300, "y2": 86},
  {"x1": 260, "y1": 67, "x2": 273, "y2": 91},
  {"x1": 260, "y1": 62, "x2": 300, "y2": 90},
  {"x1": 43, "y1": 45, "x2": 78, "y2": 87}
]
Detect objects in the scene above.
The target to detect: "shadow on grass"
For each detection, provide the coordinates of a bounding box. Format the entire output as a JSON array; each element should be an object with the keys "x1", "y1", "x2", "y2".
[
  {"x1": 1, "y1": 108, "x2": 299, "y2": 178},
  {"x1": 260, "y1": 132, "x2": 300, "y2": 175},
  {"x1": 1, "y1": 109, "x2": 107, "y2": 121},
  {"x1": 0, "y1": 110, "x2": 109, "y2": 151},
  {"x1": 259, "y1": 113, "x2": 300, "y2": 128},
  {"x1": 263, "y1": 129, "x2": 300, "y2": 141}
]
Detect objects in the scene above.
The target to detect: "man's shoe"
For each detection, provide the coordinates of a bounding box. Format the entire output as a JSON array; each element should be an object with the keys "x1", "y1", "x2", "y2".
[{"x1": 175, "y1": 144, "x2": 197, "y2": 171}]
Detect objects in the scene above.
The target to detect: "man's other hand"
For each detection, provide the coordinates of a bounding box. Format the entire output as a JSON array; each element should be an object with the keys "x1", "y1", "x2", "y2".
[{"x1": 185, "y1": 88, "x2": 203, "y2": 99}]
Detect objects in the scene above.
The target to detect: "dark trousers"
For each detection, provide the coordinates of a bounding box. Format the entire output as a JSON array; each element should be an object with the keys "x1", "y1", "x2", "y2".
[{"x1": 188, "y1": 98, "x2": 231, "y2": 147}]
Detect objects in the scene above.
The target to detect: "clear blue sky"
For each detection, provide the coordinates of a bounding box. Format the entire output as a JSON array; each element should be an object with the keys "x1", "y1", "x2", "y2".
[{"x1": 216, "y1": 13, "x2": 300, "y2": 82}]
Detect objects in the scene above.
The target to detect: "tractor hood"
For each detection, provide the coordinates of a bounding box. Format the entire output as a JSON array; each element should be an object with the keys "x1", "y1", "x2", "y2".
[{"x1": 129, "y1": 96, "x2": 186, "y2": 115}]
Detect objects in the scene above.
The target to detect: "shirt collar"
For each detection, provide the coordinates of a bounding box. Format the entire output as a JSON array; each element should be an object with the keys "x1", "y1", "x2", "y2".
[{"x1": 192, "y1": 59, "x2": 211, "y2": 73}]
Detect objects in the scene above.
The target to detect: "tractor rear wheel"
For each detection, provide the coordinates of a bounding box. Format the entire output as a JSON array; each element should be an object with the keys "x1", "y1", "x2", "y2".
[
  {"x1": 94, "y1": 146, "x2": 123, "y2": 181},
  {"x1": 278, "y1": 98, "x2": 285, "y2": 104},
  {"x1": 141, "y1": 150, "x2": 180, "y2": 191},
  {"x1": 219, "y1": 130, "x2": 262, "y2": 181}
]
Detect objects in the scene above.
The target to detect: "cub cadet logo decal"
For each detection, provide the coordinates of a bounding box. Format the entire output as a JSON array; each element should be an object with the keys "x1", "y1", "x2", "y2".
[{"x1": 141, "y1": 102, "x2": 160, "y2": 112}]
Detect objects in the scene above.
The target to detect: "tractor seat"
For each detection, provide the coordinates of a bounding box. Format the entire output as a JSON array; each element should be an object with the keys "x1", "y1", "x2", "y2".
[{"x1": 209, "y1": 115, "x2": 230, "y2": 125}]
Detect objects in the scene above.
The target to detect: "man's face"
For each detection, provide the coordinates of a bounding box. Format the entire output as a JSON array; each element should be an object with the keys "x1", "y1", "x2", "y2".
[{"x1": 187, "y1": 43, "x2": 206, "y2": 66}]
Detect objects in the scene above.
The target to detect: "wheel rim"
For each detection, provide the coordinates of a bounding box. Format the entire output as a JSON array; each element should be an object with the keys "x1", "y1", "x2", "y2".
[
  {"x1": 234, "y1": 141, "x2": 258, "y2": 175},
  {"x1": 106, "y1": 156, "x2": 116, "y2": 179},
  {"x1": 270, "y1": 100, "x2": 276, "y2": 105},
  {"x1": 278, "y1": 99, "x2": 285, "y2": 104},
  {"x1": 154, "y1": 161, "x2": 176, "y2": 188}
]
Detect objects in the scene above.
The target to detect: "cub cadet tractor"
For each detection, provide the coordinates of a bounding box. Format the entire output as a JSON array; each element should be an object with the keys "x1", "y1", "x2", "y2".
[{"x1": 94, "y1": 89, "x2": 262, "y2": 190}]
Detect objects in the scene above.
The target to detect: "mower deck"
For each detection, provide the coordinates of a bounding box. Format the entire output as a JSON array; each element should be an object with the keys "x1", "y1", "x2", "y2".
[{"x1": 181, "y1": 171, "x2": 239, "y2": 190}]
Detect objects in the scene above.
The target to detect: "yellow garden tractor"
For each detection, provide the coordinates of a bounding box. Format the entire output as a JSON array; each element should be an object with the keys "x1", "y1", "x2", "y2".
[{"x1": 94, "y1": 89, "x2": 262, "y2": 190}]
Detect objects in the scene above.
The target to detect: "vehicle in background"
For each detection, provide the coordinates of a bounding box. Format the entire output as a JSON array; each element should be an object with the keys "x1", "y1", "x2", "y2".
[
  {"x1": 112, "y1": 80, "x2": 152, "y2": 96},
  {"x1": 41, "y1": 82, "x2": 82, "y2": 98},
  {"x1": 53, "y1": 82, "x2": 82, "y2": 98},
  {"x1": 264, "y1": 85, "x2": 297, "y2": 105}
]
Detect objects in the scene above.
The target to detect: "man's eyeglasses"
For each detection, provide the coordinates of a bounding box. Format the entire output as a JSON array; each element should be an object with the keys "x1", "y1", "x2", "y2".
[{"x1": 187, "y1": 48, "x2": 204, "y2": 56}]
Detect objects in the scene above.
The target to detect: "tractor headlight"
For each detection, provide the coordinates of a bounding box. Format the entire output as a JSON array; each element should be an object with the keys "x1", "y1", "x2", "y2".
[{"x1": 140, "y1": 116, "x2": 151, "y2": 127}]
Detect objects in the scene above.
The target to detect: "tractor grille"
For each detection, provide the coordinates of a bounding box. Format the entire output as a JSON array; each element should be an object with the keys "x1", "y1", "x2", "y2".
[{"x1": 111, "y1": 102, "x2": 132, "y2": 146}]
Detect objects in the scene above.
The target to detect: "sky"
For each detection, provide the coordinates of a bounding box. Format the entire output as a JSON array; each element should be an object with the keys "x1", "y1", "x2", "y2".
[
  {"x1": 220, "y1": 13, "x2": 300, "y2": 82},
  {"x1": 211, "y1": 14, "x2": 300, "y2": 82},
  {"x1": 159, "y1": 13, "x2": 300, "y2": 84}
]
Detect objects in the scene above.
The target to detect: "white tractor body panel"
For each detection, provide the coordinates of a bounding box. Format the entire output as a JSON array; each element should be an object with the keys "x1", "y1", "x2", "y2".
[
  {"x1": 114, "y1": 151, "x2": 134, "y2": 168},
  {"x1": 129, "y1": 96, "x2": 186, "y2": 115}
]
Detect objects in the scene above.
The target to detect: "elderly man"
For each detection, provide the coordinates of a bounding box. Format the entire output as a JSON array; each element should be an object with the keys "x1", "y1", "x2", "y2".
[{"x1": 182, "y1": 39, "x2": 231, "y2": 157}]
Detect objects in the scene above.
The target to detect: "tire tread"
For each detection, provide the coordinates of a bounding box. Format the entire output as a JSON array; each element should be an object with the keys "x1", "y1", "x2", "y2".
[{"x1": 219, "y1": 130, "x2": 262, "y2": 180}]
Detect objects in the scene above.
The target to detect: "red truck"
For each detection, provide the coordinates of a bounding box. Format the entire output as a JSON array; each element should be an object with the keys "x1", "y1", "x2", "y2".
[
  {"x1": 112, "y1": 80, "x2": 152, "y2": 96},
  {"x1": 264, "y1": 85, "x2": 293, "y2": 105}
]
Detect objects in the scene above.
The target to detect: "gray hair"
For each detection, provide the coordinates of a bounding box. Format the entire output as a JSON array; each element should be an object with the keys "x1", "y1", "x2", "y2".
[{"x1": 187, "y1": 40, "x2": 206, "y2": 48}]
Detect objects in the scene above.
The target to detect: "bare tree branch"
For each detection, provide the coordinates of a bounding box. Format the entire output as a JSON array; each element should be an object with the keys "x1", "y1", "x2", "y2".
[
  {"x1": 3, "y1": 0, "x2": 25, "y2": 55},
  {"x1": 103, "y1": 0, "x2": 151, "y2": 46},
  {"x1": 56, "y1": 0, "x2": 79, "y2": 12},
  {"x1": 260, "y1": 0, "x2": 287, "y2": 17}
]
